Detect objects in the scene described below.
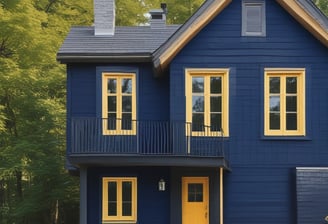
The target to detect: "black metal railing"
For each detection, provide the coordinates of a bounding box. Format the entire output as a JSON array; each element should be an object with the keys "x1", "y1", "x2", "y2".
[{"x1": 70, "y1": 118, "x2": 226, "y2": 157}]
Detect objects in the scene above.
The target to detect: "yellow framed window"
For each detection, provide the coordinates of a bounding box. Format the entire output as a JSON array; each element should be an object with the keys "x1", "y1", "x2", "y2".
[
  {"x1": 185, "y1": 69, "x2": 229, "y2": 137},
  {"x1": 102, "y1": 177, "x2": 137, "y2": 223},
  {"x1": 102, "y1": 73, "x2": 136, "y2": 135},
  {"x1": 264, "y1": 69, "x2": 305, "y2": 136}
]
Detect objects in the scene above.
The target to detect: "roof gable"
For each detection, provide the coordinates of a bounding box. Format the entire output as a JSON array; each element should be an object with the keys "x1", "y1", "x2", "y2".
[
  {"x1": 152, "y1": 0, "x2": 232, "y2": 74},
  {"x1": 153, "y1": 0, "x2": 328, "y2": 76}
]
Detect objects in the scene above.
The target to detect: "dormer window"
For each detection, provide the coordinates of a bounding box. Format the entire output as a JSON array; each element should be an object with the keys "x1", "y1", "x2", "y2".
[{"x1": 242, "y1": 0, "x2": 266, "y2": 36}]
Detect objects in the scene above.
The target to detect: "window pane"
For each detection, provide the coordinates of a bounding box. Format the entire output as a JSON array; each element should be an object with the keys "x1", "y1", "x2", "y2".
[
  {"x1": 270, "y1": 96, "x2": 280, "y2": 112},
  {"x1": 246, "y1": 6, "x2": 262, "y2": 32},
  {"x1": 210, "y1": 96, "x2": 221, "y2": 112},
  {"x1": 107, "y1": 79, "x2": 117, "y2": 93},
  {"x1": 108, "y1": 182, "x2": 117, "y2": 216},
  {"x1": 107, "y1": 113, "x2": 116, "y2": 130},
  {"x1": 210, "y1": 77, "x2": 222, "y2": 94},
  {"x1": 122, "y1": 181, "x2": 132, "y2": 216},
  {"x1": 286, "y1": 77, "x2": 297, "y2": 94},
  {"x1": 122, "y1": 203, "x2": 132, "y2": 217},
  {"x1": 211, "y1": 114, "x2": 222, "y2": 132},
  {"x1": 108, "y1": 96, "x2": 116, "y2": 112},
  {"x1": 270, "y1": 77, "x2": 280, "y2": 93},
  {"x1": 192, "y1": 77, "x2": 204, "y2": 93},
  {"x1": 286, "y1": 96, "x2": 297, "y2": 112},
  {"x1": 122, "y1": 96, "x2": 132, "y2": 112},
  {"x1": 192, "y1": 96, "x2": 204, "y2": 112},
  {"x1": 286, "y1": 113, "x2": 297, "y2": 130},
  {"x1": 188, "y1": 184, "x2": 203, "y2": 202},
  {"x1": 270, "y1": 113, "x2": 280, "y2": 130},
  {"x1": 121, "y1": 113, "x2": 132, "y2": 130},
  {"x1": 122, "y1": 79, "x2": 132, "y2": 94},
  {"x1": 192, "y1": 114, "x2": 204, "y2": 131}
]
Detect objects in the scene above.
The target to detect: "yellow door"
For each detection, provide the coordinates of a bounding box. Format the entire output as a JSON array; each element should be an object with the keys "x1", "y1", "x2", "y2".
[{"x1": 182, "y1": 177, "x2": 209, "y2": 224}]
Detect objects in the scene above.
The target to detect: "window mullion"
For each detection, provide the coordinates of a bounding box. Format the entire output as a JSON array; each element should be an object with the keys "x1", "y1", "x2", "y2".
[
  {"x1": 117, "y1": 77, "x2": 122, "y2": 132},
  {"x1": 132, "y1": 76, "x2": 136, "y2": 122},
  {"x1": 281, "y1": 76, "x2": 286, "y2": 133},
  {"x1": 204, "y1": 76, "x2": 211, "y2": 132},
  {"x1": 297, "y1": 75, "x2": 302, "y2": 131},
  {"x1": 117, "y1": 180, "x2": 122, "y2": 219}
]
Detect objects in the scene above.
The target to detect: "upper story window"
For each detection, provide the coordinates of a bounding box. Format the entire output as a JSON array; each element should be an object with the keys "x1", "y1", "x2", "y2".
[
  {"x1": 185, "y1": 69, "x2": 229, "y2": 137},
  {"x1": 264, "y1": 69, "x2": 305, "y2": 136},
  {"x1": 102, "y1": 177, "x2": 137, "y2": 223},
  {"x1": 242, "y1": 0, "x2": 266, "y2": 36},
  {"x1": 102, "y1": 73, "x2": 136, "y2": 135}
]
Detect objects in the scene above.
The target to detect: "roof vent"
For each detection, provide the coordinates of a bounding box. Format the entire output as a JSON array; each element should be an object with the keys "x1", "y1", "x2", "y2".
[
  {"x1": 94, "y1": 0, "x2": 115, "y2": 36},
  {"x1": 149, "y1": 3, "x2": 167, "y2": 29}
]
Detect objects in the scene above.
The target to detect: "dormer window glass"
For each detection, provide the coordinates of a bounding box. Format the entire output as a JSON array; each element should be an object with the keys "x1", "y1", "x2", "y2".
[{"x1": 242, "y1": 0, "x2": 266, "y2": 36}]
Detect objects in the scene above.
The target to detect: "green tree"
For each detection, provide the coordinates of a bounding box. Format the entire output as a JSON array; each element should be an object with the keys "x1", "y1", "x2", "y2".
[
  {"x1": 113, "y1": 0, "x2": 205, "y2": 26},
  {"x1": 0, "y1": 0, "x2": 92, "y2": 223},
  {"x1": 315, "y1": 0, "x2": 328, "y2": 16},
  {"x1": 147, "y1": 0, "x2": 205, "y2": 24}
]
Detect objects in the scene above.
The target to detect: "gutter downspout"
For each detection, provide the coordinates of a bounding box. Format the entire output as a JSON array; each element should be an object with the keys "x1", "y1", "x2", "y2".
[{"x1": 220, "y1": 167, "x2": 224, "y2": 224}]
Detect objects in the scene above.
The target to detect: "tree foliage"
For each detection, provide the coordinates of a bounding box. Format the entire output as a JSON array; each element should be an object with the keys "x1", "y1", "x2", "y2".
[
  {"x1": 150, "y1": 0, "x2": 205, "y2": 24},
  {"x1": 0, "y1": 0, "x2": 93, "y2": 223},
  {"x1": 315, "y1": 0, "x2": 328, "y2": 16}
]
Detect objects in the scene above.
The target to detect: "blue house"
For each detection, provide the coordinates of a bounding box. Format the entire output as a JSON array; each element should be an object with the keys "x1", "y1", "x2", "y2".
[{"x1": 57, "y1": 0, "x2": 328, "y2": 223}]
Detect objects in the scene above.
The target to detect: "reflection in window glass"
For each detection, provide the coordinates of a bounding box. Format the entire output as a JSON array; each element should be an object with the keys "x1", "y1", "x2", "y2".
[
  {"x1": 192, "y1": 96, "x2": 204, "y2": 112},
  {"x1": 270, "y1": 77, "x2": 280, "y2": 93},
  {"x1": 192, "y1": 77, "x2": 204, "y2": 93},
  {"x1": 108, "y1": 79, "x2": 117, "y2": 93}
]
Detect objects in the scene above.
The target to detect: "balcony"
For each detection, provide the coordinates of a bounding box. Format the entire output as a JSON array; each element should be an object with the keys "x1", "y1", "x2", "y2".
[{"x1": 69, "y1": 118, "x2": 229, "y2": 168}]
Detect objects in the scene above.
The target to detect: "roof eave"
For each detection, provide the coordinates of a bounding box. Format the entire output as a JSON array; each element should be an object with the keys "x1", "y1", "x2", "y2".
[
  {"x1": 56, "y1": 53, "x2": 153, "y2": 64},
  {"x1": 276, "y1": 0, "x2": 328, "y2": 48},
  {"x1": 152, "y1": 0, "x2": 232, "y2": 75}
]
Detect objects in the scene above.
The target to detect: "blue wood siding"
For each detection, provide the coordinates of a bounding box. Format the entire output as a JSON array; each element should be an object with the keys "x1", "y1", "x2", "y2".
[
  {"x1": 169, "y1": 0, "x2": 328, "y2": 223},
  {"x1": 87, "y1": 167, "x2": 170, "y2": 224},
  {"x1": 66, "y1": 63, "x2": 170, "y2": 161},
  {"x1": 67, "y1": 63, "x2": 170, "y2": 120},
  {"x1": 296, "y1": 168, "x2": 328, "y2": 224}
]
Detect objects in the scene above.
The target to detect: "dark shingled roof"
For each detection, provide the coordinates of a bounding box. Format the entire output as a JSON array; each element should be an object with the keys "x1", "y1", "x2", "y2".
[
  {"x1": 57, "y1": 25, "x2": 180, "y2": 63},
  {"x1": 57, "y1": 0, "x2": 327, "y2": 69},
  {"x1": 298, "y1": 0, "x2": 328, "y2": 30}
]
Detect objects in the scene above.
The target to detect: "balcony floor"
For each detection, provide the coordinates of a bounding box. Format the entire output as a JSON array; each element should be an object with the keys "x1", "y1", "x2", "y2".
[{"x1": 69, "y1": 154, "x2": 230, "y2": 169}]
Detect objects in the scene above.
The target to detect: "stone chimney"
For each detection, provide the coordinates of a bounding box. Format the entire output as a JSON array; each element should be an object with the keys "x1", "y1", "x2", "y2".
[
  {"x1": 149, "y1": 3, "x2": 167, "y2": 29},
  {"x1": 94, "y1": 0, "x2": 115, "y2": 36}
]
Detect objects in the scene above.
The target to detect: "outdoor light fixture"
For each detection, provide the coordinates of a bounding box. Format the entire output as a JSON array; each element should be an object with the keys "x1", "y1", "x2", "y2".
[{"x1": 158, "y1": 179, "x2": 166, "y2": 191}]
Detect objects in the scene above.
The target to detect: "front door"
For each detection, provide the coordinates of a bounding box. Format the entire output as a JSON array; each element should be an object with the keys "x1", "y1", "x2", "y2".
[{"x1": 182, "y1": 177, "x2": 209, "y2": 224}]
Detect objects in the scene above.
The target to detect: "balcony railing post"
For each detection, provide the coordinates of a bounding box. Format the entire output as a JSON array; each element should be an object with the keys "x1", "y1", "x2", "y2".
[{"x1": 187, "y1": 122, "x2": 191, "y2": 155}]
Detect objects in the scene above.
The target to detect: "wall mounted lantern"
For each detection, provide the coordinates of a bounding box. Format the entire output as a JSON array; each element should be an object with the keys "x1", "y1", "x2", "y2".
[{"x1": 158, "y1": 179, "x2": 166, "y2": 191}]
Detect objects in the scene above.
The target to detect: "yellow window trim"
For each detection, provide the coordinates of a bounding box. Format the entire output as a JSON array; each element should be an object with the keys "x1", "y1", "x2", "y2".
[
  {"x1": 264, "y1": 68, "x2": 305, "y2": 136},
  {"x1": 185, "y1": 69, "x2": 229, "y2": 137},
  {"x1": 102, "y1": 73, "x2": 136, "y2": 135},
  {"x1": 102, "y1": 177, "x2": 137, "y2": 223}
]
